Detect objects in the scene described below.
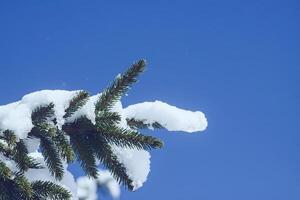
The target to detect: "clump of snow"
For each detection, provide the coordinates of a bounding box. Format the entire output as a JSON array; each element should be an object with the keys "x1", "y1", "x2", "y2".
[
  {"x1": 124, "y1": 100, "x2": 208, "y2": 132},
  {"x1": 97, "y1": 170, "x2": 120, "y2": 199},
  {"x1": 111, "y1": 145, "x2": 151, "y2": 191},
  {"x1": 77, "y1": 170, "x2": 120, "y2": 200},
  {"x1": 77, "y1": 176, "x2": 98, "y2": 200},
  {"x1": 24, "y1": 137, "x2": 41, "y2": 153}
]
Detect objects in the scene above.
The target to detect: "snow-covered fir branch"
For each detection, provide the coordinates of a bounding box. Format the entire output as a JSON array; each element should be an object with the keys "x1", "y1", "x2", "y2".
[{"x1": 0, "y1": 60, "x2": 207, "y2": 199}]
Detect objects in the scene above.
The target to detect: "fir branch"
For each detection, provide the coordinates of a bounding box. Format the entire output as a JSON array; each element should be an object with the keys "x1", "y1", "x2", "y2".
[
  {"x1": 13, "y1": 140, "x2": 28, "y2": 163},
  {"x1": 95, "y1": 59, "x2": 146, "y2": 113},
  {"x1": 63, "y1": 91, "x2": 89, "y2": 119},
  {"x1": 63, "y1": 116, "x2": 95, "y2": 132},
  {"x1": 13, "y1": 139, "x2": 42, "y2": 172},
  {"x1": 31, "y1": 103, "x2": 55, "y2": 126},
  {"x1": 0, "y1": 162, "x2": 33, "y2": 200},
  {"x1": 63, "y1": 117, "x2": 98, "y2": 177},
  {"x1": 69, "y1": 132, "x2": 98, "y2": 178},
  {"x1": 0, "y1": 161, "x2": 12, "y2": 180},
  {"x1": 31, "y1": 105, "x2": 65, "y2": 179},
  {"x1": 0, "y1": 178, "x2": 32, "y2": 200},
  {"x1": 96, "y1": 124, "x2": 163, "y2": 150},
  {"x1": 0, "y1": 59, "x2": 177, "y2": 198},
  {"x1": 2, "y1": 129, "x2": 17, "y2": 147},
  {"x1": 14, "y1": 174, "x2": 33, "y2": 199},
  {"x1": 39, "y1": 134, "x2": 64, "y2": 180},
  {"x1": 90, "y1": 136, "x2": 134, "y2": 191},
  {"x1": 30, "y1": 126, "x2": 64, "y2": 180},
  {"x1": 31, "y1": 180, "x2": 71, "y2": 200},
  {"x1": 0, "y1": 130, "x2": 15, "y2": 157},
  {"x1": 95, "y1": 111, "x2": 121, "y2": 127},
  {"x1": 53, "y1": 130, "x2": 74, "y2": 163},
  {"x1": 0, "y1": 130, "x2": 41, "y2": 172},
  {"x1": 126, "y1": 118, "x2": 164, "y2": 130}
]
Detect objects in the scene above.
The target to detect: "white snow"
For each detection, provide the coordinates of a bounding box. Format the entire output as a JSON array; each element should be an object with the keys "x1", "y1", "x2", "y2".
[
  {"x1": 24, "y1": 137, "x2": 41, "y2": 153},
  {"x1": 66, "y1": 94, "x2": 100, "y2": 124},
  {"x1": 25, "y1": 152, "x2": 78, "y2": 199},
  {"x1": 97, "y1": 170, "x2": 120, "y2": 199},
  {"x1": 77, "y1": 176, "x2": 98, "y2": 200},
  {"x1": 0, "y1": 90, "x2": 78, "y2": 139},
  {"x1": 77, "y1": 170, "x2": 120, "y2": 200},
  {"x1": 110, "y1": 101, "x2": 151, "y2": 191},
  {"x1": 124, "y1": 100, "x2": 208, "y2": 132},
  {"x1": 111, "y1": 145, "x2": 151, "y2": 191},
  {"x1": 0, "y1": 89, "x2": 208, "y2": 199}
]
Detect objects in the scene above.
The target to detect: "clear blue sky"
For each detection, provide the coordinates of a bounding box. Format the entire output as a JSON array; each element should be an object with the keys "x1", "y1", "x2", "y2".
[{"x1": 0, "y1": 1, "x2": 299, "y2": 199}]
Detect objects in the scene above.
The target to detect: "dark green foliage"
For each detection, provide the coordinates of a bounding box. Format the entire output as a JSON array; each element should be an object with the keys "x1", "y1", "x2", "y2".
[
  {"x1": 64, "y1": 91, "x2": 89, "y2": 119},
  {"x1": 31, "y1": 181, "x2": 71, "y2": 200},
  {"x1": 13, "y1": 139, "x2": 41, "y2": 172},
  {"x1": 31, "y1": 126, "x2": 64, "y2": 180},
  {"x1": 14, "y1": 174, "x2": 33, "y2": 199},
  {"x1": 70, "y1": 133, "x2": 98, "y2": 178},
  {"x1": 40, "y1": 135, "x2": 64, "y2": 180},
  {"x1": 0, "y1": 164, "x2": 33, "y2": 200},
  {"x1": 0, "y1": 130, "x2": 41, "y2": 172},
  {"x1": 30, "y1": 103, "x2": 69, "y2": 180},
  {"x1": 64, "y1": 117, "x2": 98, "y2": 178},
  {"x1": 63, "y1": 109, "x2": 162, "y2": 188},
  {"x1": 95, "y1": 59, "x2": 146, "y2": 113},
  {"x1": 2, "y1": 129, "x2": 17, "y2": 146},
  {"x1": 96, "y1": 111, "x2": 121, "y2": 126},
  {"x1": 30, "y1": 104, "x2": 65, "y2": 179},
  {"x1": 53, "y1": 130, "x2": 74, "y2": 163},
  {"x1": 0, "y1": 130, "x2": 15, "y2": 157},
  {"x1": 88, "y1": 133, "x2": 134, "y2": 190},
  {"x1": 0, "y1": 161, "x2": 70, "y2": 200},
  {"x1": 67, "y1": 122, "x2": 133, "y2": 189},
  {"x1": 31, "y1": 103, "x2": 55, "y2": 126},
  {"x1": 98, "y1": 145, "x2": 134, "y2": 191},
  {"x1": 0, "y1": 130, "x2": 44, "y2": 200},
  {"x1": 0, "y1": 177, "x2": 31, "y2": 200},
  {"x1": 97, "y1": 124, "x2": 164, "y2": 150},
  {"x1": 62, "y1": 60, "x2": 163, "y2": 189},
  {"x1": 126, "y1": 118, "x2": 164, "y2": 130},
  {"x1": 0, "y1": 160, "x2": 12, "y2": 180}
]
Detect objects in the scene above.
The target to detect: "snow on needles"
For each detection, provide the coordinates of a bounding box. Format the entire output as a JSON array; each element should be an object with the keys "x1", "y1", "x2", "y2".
[
  {"x1": 0, "y1": 90, "x2": 78, "y2": 139},
  {"x1": 110, "y1": 101, "x2": 151, "y2": 191},
  {"x1": 0, "y1": 90, "x2": 208, "y2": 198},
  {"x1": 111, "y1": 145, "x2": 151, "y2": 191},
  {"x1": 124, "y1": 100, "x2": 208, "y2": 132}
]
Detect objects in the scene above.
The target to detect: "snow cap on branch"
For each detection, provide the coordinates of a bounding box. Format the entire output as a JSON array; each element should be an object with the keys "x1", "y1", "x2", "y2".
[{"x1": 124, "y1": 100, "x2": 208, "y2": 132}]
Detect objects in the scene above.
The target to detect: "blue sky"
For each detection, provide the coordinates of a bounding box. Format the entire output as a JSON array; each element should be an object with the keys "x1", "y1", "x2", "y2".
[{"x1": 0, "y1": 1, "x2": 299, "y2": 199}]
